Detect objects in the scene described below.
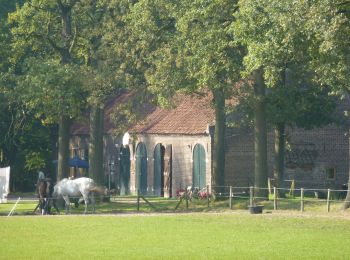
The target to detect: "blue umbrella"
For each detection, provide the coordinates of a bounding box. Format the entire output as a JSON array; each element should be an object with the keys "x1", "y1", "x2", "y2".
[
  {"x1": 69, "y1": 156, "x2": 89, "y2": 169},
  {"x1": 52, "y1": 156, "x2": 89, "y2": 169}
]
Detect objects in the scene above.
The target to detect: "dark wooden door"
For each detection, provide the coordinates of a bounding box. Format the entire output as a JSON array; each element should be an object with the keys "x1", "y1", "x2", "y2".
[
  {"x1": 193, "y1": 144, "x2": 206, "y2": 189},
  {"x1": 136, "y1": 142, "x2": 148, "y2": 195},
  {"x1": 163, "y1": 144, "x2": 172, "y2": 198},
  {"x1": 154, "y1": 144, "x2": 165, "y2": 196},
  {"x1": 119, "y1": 146, "x2": 130, "y2": 195}
]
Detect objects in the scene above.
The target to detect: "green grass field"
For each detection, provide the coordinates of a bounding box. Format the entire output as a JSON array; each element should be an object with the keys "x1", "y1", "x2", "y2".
[{"x1": 1, "y1": 212, "x2": 350, "y2": 259}]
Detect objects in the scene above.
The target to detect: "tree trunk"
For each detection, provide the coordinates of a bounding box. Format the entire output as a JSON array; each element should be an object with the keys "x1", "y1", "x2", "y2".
[
  {"x1": 212, "y1": 88, "x2": 226, "y2": 191},
  {"x1": 89, "y1": 105, "x2": 104, "y2": 185},
  {"x1": 57, "y1": 115, "x2": 71, "y2": 181},
  {"x1": 274, "y1": 123, "x2": 286, "y2": 197},
  {"x1": 253, "y1": 68, "x2": 268, "y2": 199},
  {"x1": 56, "y1": 1, "x2": 75, "y2": 181},
  {"x1": 59, "y1": 3, "x2": 73, "y2": 64},
  {"x1": 343, "y1": 129, "x2": 350, "y2": 210},
  {"x1": 343, "y1": 180, "x2": 350, "y2": 210}
]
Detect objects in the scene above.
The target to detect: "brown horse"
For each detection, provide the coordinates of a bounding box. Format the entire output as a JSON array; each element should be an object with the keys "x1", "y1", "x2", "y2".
[{"x1": 34, "y1": 179, "x2": 59, "y2": 215}]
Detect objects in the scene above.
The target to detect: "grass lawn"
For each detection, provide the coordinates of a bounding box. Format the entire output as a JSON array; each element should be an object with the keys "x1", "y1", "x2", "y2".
[{"x1": 1, "y1": 212, "x2": 350, "y2": 259}]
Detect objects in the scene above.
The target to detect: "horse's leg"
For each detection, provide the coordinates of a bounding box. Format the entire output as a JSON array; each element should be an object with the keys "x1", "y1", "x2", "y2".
[
  {"x1": 41, "y1": 198, "x2": 46, "y2": 215},
  {"x1": 39, "y1": 199, "x2": 43, "y2": 215},
  {"x1": 37, "y1": 196, "x2": 45, "y2": 215},
  {"x1": 90, "y1": 193, "x2": 96, "y2": 214},
  {"x1": 51, "y1": 198, "x2": 60, "y2": 214},
  {"x1": 44, "y1": 198, "x2": 49, "y2": 215},
  {"x1": 46, "y1": 198, "x2": 51, "y2": 215},
  {"x1": 63, "y1": 195, "x2": 70, "y2": 214},
  {"x1": 82, "y1": 194, "x2": 88, "y2": 214}
]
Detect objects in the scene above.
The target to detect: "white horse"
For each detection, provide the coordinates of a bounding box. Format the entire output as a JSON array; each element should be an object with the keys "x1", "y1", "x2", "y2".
[{"x1": 52, "y1": 177, "x2": 106, "y2": 214}]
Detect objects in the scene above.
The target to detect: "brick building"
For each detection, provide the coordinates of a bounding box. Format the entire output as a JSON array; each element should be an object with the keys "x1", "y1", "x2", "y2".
[
  {"x1": 69, "y1": 93, "x2": 349, "y2": 196},
  {"x1": 224, "y1": 125, "x2": 349, "y2": 190},
  {"x1": 70, "y1": 93, "x2": 215, "y2": 197}
]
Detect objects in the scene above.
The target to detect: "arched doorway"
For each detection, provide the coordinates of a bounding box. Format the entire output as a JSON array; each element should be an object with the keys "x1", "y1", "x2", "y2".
[
  {"x1": 119, "y1": 146, "x2": 130, "y2": 195},
  {"x1": 193, "y1": 144, "x2": 206, "y2": 189},
  {"x1": 136, "y1": 142, "x2": 148, "y2": 195},
  {"x1": 154, "y1": 144, "x2": 165, "y2": 196}
]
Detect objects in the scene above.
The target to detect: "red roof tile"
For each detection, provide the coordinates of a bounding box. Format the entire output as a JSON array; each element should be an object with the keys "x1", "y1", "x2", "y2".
[
  {"x1": 71, "y1": 92, "x2": 216, "y2": 136},
  {"x1": 130, "y1": 94, "x2": 215, "y2": 135}
]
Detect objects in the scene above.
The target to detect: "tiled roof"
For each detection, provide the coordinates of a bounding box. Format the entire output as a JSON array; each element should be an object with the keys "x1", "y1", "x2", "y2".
[
  {"x1": 71, "y1": 92, "x2": 216, "y2": 136},
  {"x1": 130, "y1": 94, "x2": 215, "y2": 135}
]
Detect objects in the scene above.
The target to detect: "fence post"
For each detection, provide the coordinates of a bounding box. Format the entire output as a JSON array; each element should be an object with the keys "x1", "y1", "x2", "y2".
[
  {"x1": 8, "y1": 197, "x2": 21, "y2": 217},
  {"x1": 290, "y1": 180, "x2": 295, "y2": 197},
  {"x1": 249, "y1": 186, "x2": 254, "y2": 206},
  {"x1": 207, "y1": 185, "x2": 210, "y2": 208},
  {"x1": 268, "y1": 178, "x2": 272, "y2": 195},
  {"x1": 273, "y1": 187, "x2": 277, "y2": 210},
  {"x1": 327, "y1": 188, "x2": 331, "y2": 213},
  {"x1": 300, "y1": 188, "x2": 304, "y2": 212},
  {"x1": 137, "y1": 189, "x2": 140, "y2": 211},
  {"x1": 229, "y1": 186, "x2": 232, "y2": 209}
]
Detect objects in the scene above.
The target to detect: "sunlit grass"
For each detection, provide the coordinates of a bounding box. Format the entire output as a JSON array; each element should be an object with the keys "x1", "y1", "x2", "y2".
[{"x1": 1, "y1": 213, "x2": 350, "y2": 259}]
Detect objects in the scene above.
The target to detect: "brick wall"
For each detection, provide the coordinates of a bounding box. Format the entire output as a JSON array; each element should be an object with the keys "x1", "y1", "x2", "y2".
[{"x1": 224, "y1": 125, "x2": 349, "y2": 190}]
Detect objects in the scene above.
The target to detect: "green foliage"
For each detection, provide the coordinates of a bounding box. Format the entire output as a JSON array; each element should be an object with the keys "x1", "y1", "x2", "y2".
[
  {"x1": 233, "y1": 0, "x2": 350, "y2": 92},
  {"x1": 15, "y1": 58, "x2": 88, "y2": 122},
  {"x1": 100, "y1": 0, "x2": 149, "y2": 97},
  {"x1": 233, "y1": 0, "x2": 310, "y2": 86},
  {"x1": 0, "y1": 116, "x2": 53, "y2": 191},
  {"x1": 6, "y1": 0, "x2": 91, "y2": 181},
  {"x1": 231, "y1": 0, "x2": 346, "y2": 130},
  {"x1": 267, "y1": 85, "x2": 338, "y2": 129},
  {"x1": 0, "y1": 1, "x2": 53, "y2": 188},
  {"x1": 110, "y1": 100, "x2": 141, "y2": 136},
  {"x1": 306, "y1": 0, "x2": 350, "y2": 92},
  {"x1": 128, "y1": 0, "x2": 243, "y2": 101}
]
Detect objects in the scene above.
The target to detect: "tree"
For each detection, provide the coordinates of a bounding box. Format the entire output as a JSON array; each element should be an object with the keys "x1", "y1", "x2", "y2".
[
  {"x1": 0, "y1": 0, "x2": 55, "y2": 190},
  {"x1": 9, "y1": 0, "x2": 89, "y2": 180},
  {"x1": 269, "y1": 83, "x2": 337, "y2": 196},
  {"x1": 233, "y1": 0, "x2": 297, "y2": 197},
  {"x1": 9, "y1": 0, "x2": 146, "y2": 185},
  {"x1": 297, "y1": 0, "x2": 350, "y2": 208},
  {"x1": 303, "y1": 0, "x2": 349, "y2": 209},
  {"x1": 77, "y1": 0, "x2": 111, "y2": 185},
  {"x1": 128, "y1": 0, "x2": 244, "y2": 189},
  {"x1": 232, "y1": 73, "x2": 338, "y2": 196},
  {"x1": 233, "y1": 0, "x2": 349, "y2": 199},
  {"x1": 81, "y1": 0, "x2": 148, "y2": 185}
]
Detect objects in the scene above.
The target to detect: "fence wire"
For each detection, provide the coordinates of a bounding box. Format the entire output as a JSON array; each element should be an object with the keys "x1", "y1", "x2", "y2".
[{"x1": 2, "y1": 185, "x2": 349, "y2": 216}]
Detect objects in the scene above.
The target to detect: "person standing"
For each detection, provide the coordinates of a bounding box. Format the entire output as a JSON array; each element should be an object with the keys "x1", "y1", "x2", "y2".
[{"x1": 38, "y1": 170, "x2": 45, "y2": 181}]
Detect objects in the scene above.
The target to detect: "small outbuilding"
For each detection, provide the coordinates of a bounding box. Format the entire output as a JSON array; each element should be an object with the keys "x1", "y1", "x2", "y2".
[{"x1": 71, "y1": 93, "x2": 215, "y2": 197}]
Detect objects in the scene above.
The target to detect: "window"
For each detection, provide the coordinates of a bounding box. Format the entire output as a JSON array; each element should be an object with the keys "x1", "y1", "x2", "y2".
[{"x1": 326, "y1": 168, "x2": 336, "y2": 180}]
